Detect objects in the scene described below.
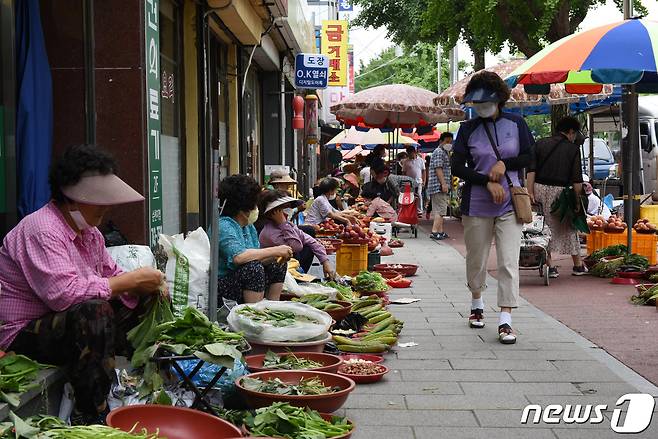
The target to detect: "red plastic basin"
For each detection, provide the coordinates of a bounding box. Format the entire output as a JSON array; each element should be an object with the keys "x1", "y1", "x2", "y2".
[
  {"x1": 107, "y1": 405, "x2": 242, "y2": 439},
  {"x1": 235, "y1": 370, "x2": 355, "y2": 413},
  {"x1": 338, "y1": 363, "x2": 389, "y2": 384},
  {"x1": 373, "y1": 264, "x2": 418, "y2": 276},
  {"x1": 339, "y1": 354, "x2": 384, "y2": 363},
  {"x1": 245, "y1": 352, "x2": 343, "y2": 373}
]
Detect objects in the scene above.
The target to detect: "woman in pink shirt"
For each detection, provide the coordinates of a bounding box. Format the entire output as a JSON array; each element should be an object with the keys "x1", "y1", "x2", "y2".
[{"x1": 0, "y1": 145, "x2": 164, "y2": 424}]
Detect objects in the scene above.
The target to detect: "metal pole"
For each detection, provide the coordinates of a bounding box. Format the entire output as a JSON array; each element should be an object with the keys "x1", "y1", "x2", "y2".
[
  {"x1": 622, "y1": 0, "x2": 637, "y2": 253},
  {"x1": 436, "y1": 43, "x2": 442, "y2": 93},
  {"x1": 280, "y1": 71, "x2": 286, "y2": 167},
  {"x1": 588, "y1": 115, "x2": 595, "y2": 179},
  {"x1": 449, "y1": 47, "x2": 457, "y2": 85}
]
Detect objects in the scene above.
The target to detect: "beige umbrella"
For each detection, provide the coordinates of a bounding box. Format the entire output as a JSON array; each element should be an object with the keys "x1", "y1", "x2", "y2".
[
  {"x1": 331, "y1": 84, "x2": 464, "y2": 128},
  {"x1": 434, "y1": 59, "x2": 613, "y2": 109}
]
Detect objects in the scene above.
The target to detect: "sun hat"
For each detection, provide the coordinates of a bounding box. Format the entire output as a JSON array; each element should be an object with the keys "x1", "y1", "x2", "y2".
[
  {"x1": 344, "y1": 173, "x2": 359, "y2": 188},
  {"x1": 331, "y1": 168, "x2": 346, "y2": 178},
  {"x1": 263, "y1": 195, "x2": 303, "y2": 215},
  {"x1": 462, "y1": 87, "x2": 500, "y2": 103},
  {"x1": 269, "y1": 170, "x2": 297, "y2": 185},
  {"x1": 61, "y1": 172, "x2": 144, "y2": 206}
]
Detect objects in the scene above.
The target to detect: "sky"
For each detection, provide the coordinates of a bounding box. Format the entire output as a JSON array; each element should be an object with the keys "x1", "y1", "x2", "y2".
[{"x1": 346, "y1": 0, "x2": 658, "y2": 77}]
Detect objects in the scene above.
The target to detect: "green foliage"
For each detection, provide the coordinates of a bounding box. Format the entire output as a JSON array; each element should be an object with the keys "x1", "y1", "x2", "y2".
[{"x1": 355, "y1": 43, "x2": 466, "y2": 92}]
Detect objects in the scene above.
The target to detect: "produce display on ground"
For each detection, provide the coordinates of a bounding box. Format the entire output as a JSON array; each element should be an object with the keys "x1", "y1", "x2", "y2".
[
  {"x1": 338, "y1": 359, "x2": 386, "y2": 375},
  {"x1": 633, "y1": 218, "x2": 657, "y2": 233},
  {"x1": 241, "y1": 376, "x2": 340, "y2": 396},
  {"x1": 631, "y1": 284, "x2": 658, "y2": 305},
  {"x1": 0, "y1": 413, "x2": 162, "y2": 439},
  {"x1": 351, "y1": 271, "x2": 388, "y2": 293},
  {"x1": 0, "y1": 354, "x2": 50, "y2": 407},
  {"x1": 261, "y1": 350, "x2": 324, "y2": 370},
  {"x1": 244, "y1": 402, "x2": 353, "y2": 439},
  {"x1": 291, "y1": 294, "x2": 347, "y2": 312},
  {"x1": 603, "y1": 214, "x2": 627, "y2": 233},
  {"x1": 236, "y1": 306, "x2": 321, "y2": 326}
]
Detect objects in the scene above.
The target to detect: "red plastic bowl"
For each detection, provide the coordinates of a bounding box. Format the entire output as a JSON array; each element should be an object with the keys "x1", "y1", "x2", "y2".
[
  {"x1": 107, "y1": 405, "x2": 242, "y2": 439},
  {"x1": 326, "y1": 300, "x2": 353, "y2": 321},
  {"x1": 387, "y1": 278, "x2": 412, "y2": 288},
  {"x1": 373, "y1": 264, "x2": 418, "y2": 276},
  {"x1": 247, "y1": 333, "x2": 332, "y2": 355},
  {"x1": 338, "y1": 363, "x2": 389, "y2": 384},
  {"x1": 339, "y1": 354, "x2": 384, "y2": 363},
  {"x1": 235, "y1": 370, "x2": 355, "y2": 412},
  {"x1": 245, "y1": 352, "x2": 343, "y2": 373},
  {"x1": 378, "y1": 270, "x2": 402, "y2": 279}
]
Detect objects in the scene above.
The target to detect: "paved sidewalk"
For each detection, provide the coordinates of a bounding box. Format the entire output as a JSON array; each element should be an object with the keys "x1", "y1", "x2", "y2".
[{"x1": 340, "y1": 232, "x2": 658, "y2": 439}]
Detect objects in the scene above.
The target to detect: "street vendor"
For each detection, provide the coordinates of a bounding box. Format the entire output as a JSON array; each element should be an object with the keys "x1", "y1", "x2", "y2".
[
  {"x1": 0, "y1": 145, "x2": 164, "y2": 425},
  {"x1": 361, "y1": 188, "x2": 398, "y2": 222},
  {"x1": 305, "y1": 177, "x2": 358, "y2": 226},
  {"x1": 258, "y1": 190, "x2": 336, "y2": 278},
  {"x1": 217, "y1": 174, "x2": 292, "y2": 305}
]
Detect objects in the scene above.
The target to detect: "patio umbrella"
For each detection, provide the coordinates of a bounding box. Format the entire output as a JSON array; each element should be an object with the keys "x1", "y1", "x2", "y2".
[
  {"x1": 504, "y1": 18, "x2": 658, "y2": 254},
  {"x1": 325, "y1": 127, "x2": 419, "y2": 150},
  {"x1": 435, "y1": 59, "x2": 614, "y2": 109},
  {"x1": 330, "y1": 83, "x2": 464, "y2": 128}
]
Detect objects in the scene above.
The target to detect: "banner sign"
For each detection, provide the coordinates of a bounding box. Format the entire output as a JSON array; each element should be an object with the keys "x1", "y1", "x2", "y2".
[
  {"x1": 295, "y1": 53, "x2": 329, "y2": 89},
  {"x1": 145, "y1": 0, "x2": 163, "y2": 247},
  {"x1": 348, "y1": 45, "x2": 355, "y2": 95},
  {"x1": 321, "y1": 20, "x2": 348, "y2": 86}
]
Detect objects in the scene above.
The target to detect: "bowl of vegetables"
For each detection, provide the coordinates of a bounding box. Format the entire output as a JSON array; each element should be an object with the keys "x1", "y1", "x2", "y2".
[
  {"x1": 337, "y1": 360, "x2": 389, "y2": 384},
  {"x1": 243, "y1": 402, "x2": 354, "y2": 439},
  {"x1": 339, "y1": 353, "x2": 384, "y2": 364},
  {"x1": 245, "y1": 351, "x2": 343, "y2": 373},
  {"x1": 352, "y1": 271, "x2": 389, "y2": 296},
  {"x1": 235, "y1": 370, "x2": 356, "y2": 412},
  {"x1": 373, "y1": 263, "x2": 418, "y2": 276},
  {"x1": 291, "y1": 294, "x2": 353, "y2": 321},
  {"x1": 378, "y1": 270, "x2": 402, "y2": 279},
  {"x1": 247, "y1": 333, "x2": 333, "y2": 355},
  {"x1": 107, "y1": 405, "x2": 242, "y2": 439}
]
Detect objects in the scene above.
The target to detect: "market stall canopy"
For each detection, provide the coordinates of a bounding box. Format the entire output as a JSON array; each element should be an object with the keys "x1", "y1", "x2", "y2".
[
  {"x1": 435, "y1": 59, "x2": 614, "y2": 109},
  {"x1": 342, "y1": 146, "x2": 369, "y2": 160},
  {"x1": 325, "y1": 127, "x2": 419, "y2": 150},
  {"x1": 505, "y1": 19, "x2": 658, "y2": 93},
  {"x1": 330, "y1": 84, "x2": 464, "y2": 128}
]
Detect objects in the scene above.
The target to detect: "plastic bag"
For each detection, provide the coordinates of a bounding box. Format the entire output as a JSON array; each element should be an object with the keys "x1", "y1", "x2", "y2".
[
  {"x1": 283, "y1": 272, "x2": 337, "y2": 300},
  {"x1": 106, "y1": 245, "x2": 156, "y2": 272},
  {"x1": 227, "y1": 300, "x2": 331, "y2": 343},
  {"x1": 173, "y1": 357, "x2": 248, "y2": 395},
  {"x1": 159, "y1": 227, "x2": 210, "y2": 317}
]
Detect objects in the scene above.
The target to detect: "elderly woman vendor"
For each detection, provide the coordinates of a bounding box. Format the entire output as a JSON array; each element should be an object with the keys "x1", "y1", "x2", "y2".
[
  {"x1": 259, "y1": 190, "x2": 336, "y2": 278},
  {"x1": 217, "y1": 175, "x2": 293, "y2": 304},
  {"x1": 0, "y1": 145, "x2": 164, "y2": 424}
]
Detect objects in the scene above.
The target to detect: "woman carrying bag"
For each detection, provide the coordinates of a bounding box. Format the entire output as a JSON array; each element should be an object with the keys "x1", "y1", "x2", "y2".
[{"x1": 451, "y1": 71, "x2": 535, "y2": 344}]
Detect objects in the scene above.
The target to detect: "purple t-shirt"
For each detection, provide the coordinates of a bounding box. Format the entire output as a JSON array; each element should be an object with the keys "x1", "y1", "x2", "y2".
[{"x1": 453, "y1": 113, "x2": 534, "y2": 217}]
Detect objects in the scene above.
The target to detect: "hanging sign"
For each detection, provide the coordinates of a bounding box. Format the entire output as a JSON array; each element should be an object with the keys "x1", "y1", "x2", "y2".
[
  {"x1": 338, "y1": 0, "x2": 353, "y2": 12},
  {"x1": 295, "y1": 53, "x2": 329, "y2": 89},
  {"x1": 321, "y1": 20, "x2": 348, "y2": 86},
  {"x1": 145, "y1": 0, "x2": 163, "y2": 247}
]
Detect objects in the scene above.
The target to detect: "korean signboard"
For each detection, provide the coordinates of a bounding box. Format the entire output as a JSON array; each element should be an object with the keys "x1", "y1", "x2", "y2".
[
  {"x1": 321, "y1": 20, "x2": 348, "y2": 87},
  {"x1": 348, "y1": 45, "x2": 355, "y2": 94},
  {"x1": 295, "y1": 53, "x2": 329, "y2": 89},
  {"x1": 338, "y1": 0, "x2": 353, "y2": 12},
  {"x1": 144, "y1": 0, "x2": 163, "y2": 247}
]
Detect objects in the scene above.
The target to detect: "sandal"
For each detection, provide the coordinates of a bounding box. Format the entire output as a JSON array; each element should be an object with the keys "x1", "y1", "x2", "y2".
[
  {"x1": 469, "y1": 309, "x2": 485, "y2": 328},
  {"x1": 498, "y1": 324, "x2": 517, "y2": 344}
]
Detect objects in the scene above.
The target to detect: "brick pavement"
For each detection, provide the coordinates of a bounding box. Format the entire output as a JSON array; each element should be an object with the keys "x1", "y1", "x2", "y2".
[{"x1": 340, "y1": 231, "x2": 658, "y2": 439}]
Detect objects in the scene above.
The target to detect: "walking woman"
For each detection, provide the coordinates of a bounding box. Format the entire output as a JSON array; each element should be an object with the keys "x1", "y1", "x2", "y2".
[
  {"x1": 451, "y1": 71, "x2": 535, "y2": 344},
  {"x1": 527, "y1": 116, "x2": 587, "y2": 278}
]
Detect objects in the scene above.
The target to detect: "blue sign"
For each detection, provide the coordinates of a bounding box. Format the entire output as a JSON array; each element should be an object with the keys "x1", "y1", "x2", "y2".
[
  {"x1": 295, "y1": 53, "x2": 329, "y2": 89},
  {"x1": 338, "y1": 0, "x2": 353, "y2": 11}
]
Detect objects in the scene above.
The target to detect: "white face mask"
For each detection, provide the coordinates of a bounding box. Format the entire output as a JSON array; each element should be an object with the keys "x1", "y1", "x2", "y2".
[
  {"x1": 472, "y1": 102, "x2": 498, "y2": 118},
  {"x1": 246, "y1": 208, "x2": 259, "y2": 225},
  {"x1": 442, "y1": 143, "x2": 453, "y2": 152},
  {"x1": 327, "y1": 193, "x2": 337, "y2": 200},
  {"x1": 69, "y1": 210, "x2": 93, "y2": 231}
]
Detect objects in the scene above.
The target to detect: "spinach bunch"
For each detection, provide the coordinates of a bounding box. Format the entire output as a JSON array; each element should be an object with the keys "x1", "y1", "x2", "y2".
[
  {"x1": 246, "y1": 402, "x2": 352, "y2": 439},
  {"x1": 0, "y1": 354, "x2": 50, "y2": 407}
]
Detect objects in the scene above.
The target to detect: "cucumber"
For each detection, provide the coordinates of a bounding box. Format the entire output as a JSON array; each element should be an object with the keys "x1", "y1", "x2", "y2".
[
  {"x1": 323, "y1": 303, "x2": 343, "y2": 311},
  {"x1": 337, "y1": 343, "x2": 388, "y2": 353},
  {"x1": 332, "y1": 335, "x2": 363, "y2": 346},
  {"x1": 362, "y1": 330, "x2": 396, "y2": 340},
  {"x1": 351, "y1": 299, "x2": 380, "y2": 311},
  {"x1": 372, "y1": 316, "x2": 395, "y2": 333},
  {"x1": 357, "y1": 304, "x2": 383, "y2": 317},
  {"x1": 368, "y1": 312, "x2": 392, "y2": 324}
]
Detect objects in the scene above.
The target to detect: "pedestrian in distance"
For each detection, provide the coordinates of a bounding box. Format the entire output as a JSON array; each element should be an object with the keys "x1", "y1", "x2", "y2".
[
  {"x1": 451, "y1": 71, "x2": 535, "y2": 344},
  {"x1": 401, "y1": 144, "x2": 427, "y2": 215},
  {"x1": 428, "y1": 132, "x2": 454, "y2": 240},
  {"x1": 526, "y1": 116, "x2": 588, "y2": 278}
]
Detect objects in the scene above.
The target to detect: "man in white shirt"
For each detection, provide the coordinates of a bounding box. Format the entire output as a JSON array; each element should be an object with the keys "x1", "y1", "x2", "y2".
[
  {"x1": 360, "y1": 165, "x2": 371, "y2": 184},
  {"x1": 402, "y1": 145, "x2": 426, "y2": 214}
]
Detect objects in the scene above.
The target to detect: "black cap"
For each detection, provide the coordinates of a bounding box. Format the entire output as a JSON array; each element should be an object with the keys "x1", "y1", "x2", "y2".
[{"x1": 462, "y1": 87, "x2": 500, "y2": 103}]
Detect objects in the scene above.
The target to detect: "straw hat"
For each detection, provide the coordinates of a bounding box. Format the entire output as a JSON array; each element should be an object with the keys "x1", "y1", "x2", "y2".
[
  {"x1": 263, "y1": 195, "x2": 303, "y2": 215},
  {"x1": 269, "y1": 169, "x2": 297, "y2": 185}
]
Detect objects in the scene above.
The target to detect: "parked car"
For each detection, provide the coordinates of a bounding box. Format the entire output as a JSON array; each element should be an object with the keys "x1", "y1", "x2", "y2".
[{"x1": 581, "y1": 138, "x2": 616, "y2": 180}]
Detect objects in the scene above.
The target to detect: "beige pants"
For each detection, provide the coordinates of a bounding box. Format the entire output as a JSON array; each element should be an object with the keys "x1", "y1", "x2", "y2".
[{"x1": 463, "y1": 211, "x2": 522, "y2": 308}]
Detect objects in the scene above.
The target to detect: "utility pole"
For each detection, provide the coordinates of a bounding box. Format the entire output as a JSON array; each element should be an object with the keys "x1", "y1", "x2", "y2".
[
  {"x1": 449, "y1": 47, "x2": 458, "y2": 85},
  {"x1": 436, "y1": 43, "x2": 442, "y2": 93},
  {"x1": 621, "y1": 0, "x2": 639, "y2": 251}
]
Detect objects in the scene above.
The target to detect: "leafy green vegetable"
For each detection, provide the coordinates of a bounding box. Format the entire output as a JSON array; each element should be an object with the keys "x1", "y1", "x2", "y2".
[
  {"x1": 261, "y1": 350, "x2": 324, "y2": 370},
  {"x1": 352, "y1": 271, "x2": 388, "y2": 292},
  {"x1": 0, "y1": 354, "x2": 50, "y2": 407},
  {"x1": 241, "y1": 377, "x2": 339, "y2": 395},
  {"x1": 245, "y1": 402, "x2": 353, "y2": 439},
  {"x1": 590, "y1": 245, "x2": 628, "y2": 262},
  {"x1": 322, "y1": 281, "x2": 358, "y2": 302},
  {"x1": 236, "y1": 306, "x2": 320, "y2": 326},
  {"x1": 631, "y1": 284, "x2": 658, "y2": 306},
  {"x1": 590, "y1": 257, "x2": 624, "y2": 278}
]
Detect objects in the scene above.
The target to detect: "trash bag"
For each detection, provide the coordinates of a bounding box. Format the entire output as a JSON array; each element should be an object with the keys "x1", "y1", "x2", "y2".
[{"x1": 227, "y1": 300, "x2": 331, "y2": 343}]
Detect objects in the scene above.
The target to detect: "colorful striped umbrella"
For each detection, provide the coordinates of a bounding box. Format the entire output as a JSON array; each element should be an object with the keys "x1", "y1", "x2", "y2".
[{"x1": 506, "y1": 19, "x2": 658, "y2": 93}]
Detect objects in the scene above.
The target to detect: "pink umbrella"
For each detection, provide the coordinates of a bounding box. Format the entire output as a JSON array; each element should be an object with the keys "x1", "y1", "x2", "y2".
[
  {"x1": 331, "y1": 84, "x2": 464, "y2": 128},
  {"x1": 434, "y1": 59, "x2": 613, "y2": 108}
]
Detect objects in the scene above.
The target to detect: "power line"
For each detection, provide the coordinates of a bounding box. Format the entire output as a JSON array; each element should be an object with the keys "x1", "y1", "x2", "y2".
[
  {"x1": 361, "y1": 73, "x2": 396, "y2": 89},
  {"x1": 355, "y1": 54, "x2": 403, "y2": 79}
]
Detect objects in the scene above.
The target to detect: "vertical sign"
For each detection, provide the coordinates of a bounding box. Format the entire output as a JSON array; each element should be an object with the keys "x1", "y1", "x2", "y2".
[
  {"x1": 145, "y1": 0, "x2": 163, "y2": 247},
  {"x1": 338, "y1": 0, "x2": 353, "y2": 12},
  {"x1": 321, "y1": 20, "x2": 348, "y2": 87},
  {"x1": 347, "y1": 45, "x2": 355, "y2": 95}
]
